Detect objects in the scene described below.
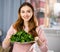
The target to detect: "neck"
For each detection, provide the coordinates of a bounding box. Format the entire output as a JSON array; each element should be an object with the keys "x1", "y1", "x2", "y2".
[
  {"x1": 24, "y1": 21, "x2": 28, "y2": 27},
  {"x1": 24, "y1": 21, "x2": 29, "y2": 32}
]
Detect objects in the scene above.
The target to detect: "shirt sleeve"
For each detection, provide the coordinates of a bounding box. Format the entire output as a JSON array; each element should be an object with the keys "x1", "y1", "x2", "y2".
[
  {"x1": 36, "y1": 26, "x2": 48, "y2": 52},
  {"x1": 2, "y1": 25, "x2": 16, "y2": 49}
]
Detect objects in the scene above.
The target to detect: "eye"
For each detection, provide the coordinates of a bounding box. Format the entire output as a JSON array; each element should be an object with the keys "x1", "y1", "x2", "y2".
[
  {"x1": 21, "y1": 11, "x2": 25, "y2": 13},
  {"x1": 27, "y1": 10, "x2": 30, "y2": 13}
]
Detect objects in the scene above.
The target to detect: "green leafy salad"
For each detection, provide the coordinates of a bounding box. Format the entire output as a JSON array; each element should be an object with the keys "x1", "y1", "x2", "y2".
[{"x1": 10, "y1": 30, "x2": 34, "y2": 43}]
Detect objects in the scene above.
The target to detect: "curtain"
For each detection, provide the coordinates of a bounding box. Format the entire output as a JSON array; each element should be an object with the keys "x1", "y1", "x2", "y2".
[{"x1": 0, "y1": 0, "x2": 25, "y2": 42}]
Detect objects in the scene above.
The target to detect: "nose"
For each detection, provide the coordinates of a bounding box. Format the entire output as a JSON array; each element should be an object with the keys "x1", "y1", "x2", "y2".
[{"x1": 24, "y1": 12, "x2": 28, "y2": 16}]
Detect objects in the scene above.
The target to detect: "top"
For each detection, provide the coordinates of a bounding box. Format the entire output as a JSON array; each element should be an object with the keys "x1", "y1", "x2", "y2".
[{"x1": 2, "y1": 25, "x2": 48, "y2": 52}]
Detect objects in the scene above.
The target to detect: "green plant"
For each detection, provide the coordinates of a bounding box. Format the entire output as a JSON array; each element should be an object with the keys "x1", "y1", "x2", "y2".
[{"x1": 10, "y1": 30, "x2": 34, "y2": 43}]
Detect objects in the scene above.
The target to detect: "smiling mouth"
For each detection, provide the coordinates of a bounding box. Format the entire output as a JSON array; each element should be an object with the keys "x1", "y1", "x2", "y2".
[{"x1": 24, "y1": 16, "x2": 29, "y2": 19}]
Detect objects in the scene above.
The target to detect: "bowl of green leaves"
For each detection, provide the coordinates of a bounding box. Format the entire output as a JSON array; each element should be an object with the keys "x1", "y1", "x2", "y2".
[{"x1": 10, "y1": 30, "x2": 35, "y2": 44}]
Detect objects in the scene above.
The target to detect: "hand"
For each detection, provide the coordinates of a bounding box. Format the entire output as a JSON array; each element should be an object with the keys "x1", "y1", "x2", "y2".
[
  {"x1": 2, "y1": 38, "x2": 10, "y2": 49},
  {"x1": 34, "y1": 36, "x2": 39, "y2": 41},
  {"x1": 34, "y1": 37, "x2": 43, "y2": 46}
]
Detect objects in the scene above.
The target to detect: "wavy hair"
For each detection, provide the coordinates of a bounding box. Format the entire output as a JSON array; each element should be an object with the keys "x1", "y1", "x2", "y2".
[{"x1": 13, "y1": 2, "x2": 38, "y2": 37}]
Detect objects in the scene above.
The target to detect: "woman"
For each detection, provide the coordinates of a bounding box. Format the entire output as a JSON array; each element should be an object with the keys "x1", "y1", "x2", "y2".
[{"x1": 2, "y1": 2, "x2": 48, "y2": 52}]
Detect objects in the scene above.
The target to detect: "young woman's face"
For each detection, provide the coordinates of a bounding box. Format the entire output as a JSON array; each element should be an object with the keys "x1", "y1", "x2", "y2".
[{"x1": 20, "y1": 6, "x2": 33, "y2": 22}]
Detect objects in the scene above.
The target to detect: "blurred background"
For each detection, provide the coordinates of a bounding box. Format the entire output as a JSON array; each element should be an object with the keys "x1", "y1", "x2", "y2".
[{"x1": 0, "y1": 0, "x2": 60, "y2": 52}]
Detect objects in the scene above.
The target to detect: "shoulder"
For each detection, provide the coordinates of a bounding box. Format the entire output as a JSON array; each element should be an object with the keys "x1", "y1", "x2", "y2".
[
  {"x1": 9, "y1": 24, "x2": 14, "y2": 30},
  {"x1": 36, "y1": 26, "x2": 42, "y2": 33},
  {"x1": 7, "y1": 24, "x2": 17, "y2": 33},
  {"x1": 9, "y1": 24, "x2": 16, "y2": 30}
]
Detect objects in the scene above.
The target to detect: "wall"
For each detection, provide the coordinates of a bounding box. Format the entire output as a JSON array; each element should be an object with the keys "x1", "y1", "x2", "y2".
[
  {"x1": 43, "y1": 28, "x2": 60, "y2": 52},
  {"x1": 0, "y1": 0, "x2": 25, "y2": 41}
]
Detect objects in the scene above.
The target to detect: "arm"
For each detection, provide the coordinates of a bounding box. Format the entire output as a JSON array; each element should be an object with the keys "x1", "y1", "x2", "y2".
[
  {"x1": 2, "y1": 25, "x2": 16, "y2": 49},
  {"x1": 36, "y1": 26, "x2": 48, "y2": 52}
]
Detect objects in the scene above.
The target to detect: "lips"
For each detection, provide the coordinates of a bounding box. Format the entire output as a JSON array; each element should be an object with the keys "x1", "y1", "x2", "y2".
[
  {"x1": 24, "y1": 15, "x2": 29, "y2": 19},
  {"x1": 24, "y1": 17, "x2": 28, "y2": 19}
]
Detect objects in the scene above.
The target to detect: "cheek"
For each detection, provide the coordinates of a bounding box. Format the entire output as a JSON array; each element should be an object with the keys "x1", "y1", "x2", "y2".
[
  {"x1": 29, "y1": 13, "x2": 33, "y2": 17},
  {"x1": 21, "y1": 13, "x2": 24, "y2": 18}
]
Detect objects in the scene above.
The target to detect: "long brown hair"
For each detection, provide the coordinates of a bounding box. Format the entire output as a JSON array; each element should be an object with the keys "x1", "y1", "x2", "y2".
[{"x1": 13, "y1": 2, "x2": 38, "y2": 37}]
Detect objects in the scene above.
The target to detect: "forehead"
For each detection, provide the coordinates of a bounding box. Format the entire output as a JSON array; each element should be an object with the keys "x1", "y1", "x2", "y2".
[{"x1": 21, "y1": 5, "x2": 32, "y2": 11}]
